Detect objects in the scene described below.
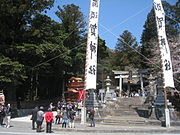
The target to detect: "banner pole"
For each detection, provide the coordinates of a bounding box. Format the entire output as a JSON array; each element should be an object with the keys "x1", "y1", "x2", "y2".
[
  {"x1": 164, "y1": 87, "x2": 170, "y2": 127},
  {"x1": 81, "y1": 90, "x2": 86, "y2": 124},
  {"x1": 153, "y1": 0, "x2": 174, "y2": 127},
  {"x1": 82, "y1": 0, "x2": 101, "y2": 124}
]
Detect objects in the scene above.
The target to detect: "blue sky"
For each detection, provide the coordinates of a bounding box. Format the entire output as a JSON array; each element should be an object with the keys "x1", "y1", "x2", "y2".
[{"x1": 46, "y1": 0, "x2": 178, "y2": 49}]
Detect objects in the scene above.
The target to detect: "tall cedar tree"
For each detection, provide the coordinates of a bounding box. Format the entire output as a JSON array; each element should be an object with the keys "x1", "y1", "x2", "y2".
[
  {"x1": 140, "y1": 1, "x2": 180, "y2": 69},
  {"x1": 55, "y1": 4, "x2": 86, "y2": 77},
  {"x1": 113, "y1": 30, "x2": 141, "y2": 71},
  {"x1": 0, "y1": 0, "x2": 54, "y2": 45},
  {"x1": 97, "y1": 37, "x2": 109, "y2": 89},
  {"x1": 0, "y1": 0, "x2": 73, "y2": 100},
  {"x1": 0, "y1": 0, "x2": 54, "y2": 91}
]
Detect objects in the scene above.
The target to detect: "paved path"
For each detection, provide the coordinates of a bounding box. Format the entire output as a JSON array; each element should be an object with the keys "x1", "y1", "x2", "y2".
[{"x1": 7, "y1": 115, "x2": 180, "y2": 134}]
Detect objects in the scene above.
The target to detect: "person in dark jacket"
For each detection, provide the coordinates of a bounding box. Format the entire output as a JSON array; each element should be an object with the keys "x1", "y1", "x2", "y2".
[
  {"x1": 68, "y1": 108, "x2": 76, "y2": 128},
  {"x1": 89, "y1": 109, "x2": 95, "y2": 127},
  {"x1": 0, "y1": 104, "x2": 5, "y2": 126},
  {"x1": 31, "y1": 106, "x2": 38, "y2": 130}
]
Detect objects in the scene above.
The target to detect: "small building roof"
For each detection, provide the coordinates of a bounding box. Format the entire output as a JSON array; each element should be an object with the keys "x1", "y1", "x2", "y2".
[
  {"x1": 64, "y1": 88, "x2": 78, "y2": 93},
  {"x1": 69, "y1": 77, "x2": 83, "y2": 82}
]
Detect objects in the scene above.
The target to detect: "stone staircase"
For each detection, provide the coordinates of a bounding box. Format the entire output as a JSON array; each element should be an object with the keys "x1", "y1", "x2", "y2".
[{"x1": 97, "y1": 97, "x2": 161, "y2": 126}]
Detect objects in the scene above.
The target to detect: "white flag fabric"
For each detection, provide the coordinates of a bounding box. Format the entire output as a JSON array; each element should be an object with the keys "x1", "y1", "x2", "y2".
[
  {"x1": 85, "y1": 0, "x2": 100, "y2": 90},
  {"x1": 153, "y1": 0, "x2": 174, "y2": 88}
]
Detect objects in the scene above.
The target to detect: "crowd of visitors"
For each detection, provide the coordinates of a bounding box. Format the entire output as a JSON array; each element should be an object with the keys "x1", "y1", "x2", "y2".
[
  {"x1": 1, "y1": 101, "x2": 95, "y2": 133},
  {"x1": 30, "y1": 101, "x2": 81, "y2": 133}
]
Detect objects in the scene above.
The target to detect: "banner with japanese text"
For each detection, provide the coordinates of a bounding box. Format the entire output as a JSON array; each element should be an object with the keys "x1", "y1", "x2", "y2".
[
  {"x1": 85, "y1": 0, "x2": 100, "y2": 90},
  {"x1": 153, "y1": 0, "x2": 174, "y2": 88}
]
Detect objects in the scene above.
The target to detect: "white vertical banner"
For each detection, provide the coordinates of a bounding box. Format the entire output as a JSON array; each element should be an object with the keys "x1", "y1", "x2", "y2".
[
  {"x1": 153, "y1": 0, "x2": 174, "y2": 88},
  {"x1": 85, "y1": 0, "x2": 100, "y2": 90}
]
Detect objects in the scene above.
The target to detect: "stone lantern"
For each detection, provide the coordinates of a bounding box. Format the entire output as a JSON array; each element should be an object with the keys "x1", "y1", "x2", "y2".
[
  {"x1": 104, "y1": 76, "x2": 112, "y2": 101},
  {"x1": 105, "y1": 76, "x2": 111, "y2": 92},
  {"x1": 148, "y1": 74, "x2": 156, "y2": 98}
]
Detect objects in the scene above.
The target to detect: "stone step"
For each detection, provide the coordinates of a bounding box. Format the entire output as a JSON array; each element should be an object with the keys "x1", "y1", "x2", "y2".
[
  {"x1": 99, "y1": 111, "x2": 138, "y2": 117},
  {"x1": 106, "y1": 106, "x2": 132, "y2": 110},
  {"x1": 99, "y1": 119, "x2": 147, "y2": 126},
  {"x1": 112, "y1": 112, "x2": 137, "y2": 116},
  {"x1": 98, "y1": 97, "x2": 164, "y2": 126},
  {"x1": 99, "y1": 98, "x2": 144, "y2": 116},
  {"x1": 116, "y1": 97, "x2": 146, "y2": 104},
  {"x1": 102, "y1": 108, "x2": 136, "y2": 112},
  {"x1": 102, "y1": 117, "x2": 146, "y2": 121},
  {"x1": 97, "y1": 117, "x2": 162, "y2": 126}
]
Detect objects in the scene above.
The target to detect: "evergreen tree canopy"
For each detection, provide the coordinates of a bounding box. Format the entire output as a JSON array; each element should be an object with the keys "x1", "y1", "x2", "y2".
[
  {"x1": 0, "y1": 0, "x2": 54, "y2": 45},
  {"x1": 0, "y1": 55, "x2": 26, "y2": 86},
  {"x1": 141, "y1": 1, "x2": 180, "y2": 68},
  {"x1": 113, "y1": 30, "x2": 141, "y2": 70},
  {"x1": 55, "y1": 4, "x2": 86, "y2": 77},
  {"x1": 56, "y1": 4, "x2": 86, "y2": 49}
]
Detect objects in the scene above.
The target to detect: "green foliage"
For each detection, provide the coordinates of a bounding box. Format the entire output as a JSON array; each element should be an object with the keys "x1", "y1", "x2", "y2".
[
  {"x1": 28, "y1": 14, "x2": 67, "y2": 44},
  {"x1": 0, "y1": 55, "x2": 26, "y2": 84},
  {"x1": 56, "y1": 4, "x2": 86, "y2": 49},
  {"x1": 97, "y1": 38, "x2": 109, "y2": 60},
  {"x1": 96, "y1": 37, "x2": 111, "y2": 88},
  {"x1": 163, "y1": 1, "x2": 180, "y2": 37},
  {"x1": 0, "y1": 0, "x2": 54, "y2": 44},
  {"x1": 0, "y1": 0, "x2": 76, "y2": 100},
  {"x1": 55, "y1": 4, "x2": 86, "y2": 77},
  {"x1": 12, "y1": 43, "x2": 71, "y2": 72},
  {"x1": 113, "y1": 30, "x2": 141, "y2": 70},
  {"x1": 141, "y1": 1, "x2": 180, "y2": 68}
]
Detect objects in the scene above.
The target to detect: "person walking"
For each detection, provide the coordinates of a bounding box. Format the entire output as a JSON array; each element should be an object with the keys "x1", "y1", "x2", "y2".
[
  {"x1": 57, "y1": 101, "x2": 61, "y2": 110},
  {"x1": 89, "y1": 109, "x2": 95, "y2": 127},
  {"x1": 31, "y1": 106, "x2": 38, "y2": 130},
  {"x1": 61, "y1": 108, "x2": 68, "y2": 128},
  {"x1": 4, "y1": 104, "x2": 12, "y2": 128},
  {"x1": 49, "y1": 103, "x2": 54, "y2": 110},
  {"x1": 68, "y1": 108, "x2": 76, "y2": 128},
  {"x1": 45, "y1": 108, "x2": 53, "y2": 133},
  {"x1": 55, "y1": 109, "x2": 61, "y2": 124},
  {"x1": 36, "y1": 106, "x2": 44, "y2": 132},
  {"x1": 0, "y1": 104, "x2": 5, "y2": 126}
]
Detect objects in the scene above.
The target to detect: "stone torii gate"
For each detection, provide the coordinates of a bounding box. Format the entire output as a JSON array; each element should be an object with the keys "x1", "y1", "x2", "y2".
[{"x1": 112, "y1": 70, "x2": 148, "y2": 97}]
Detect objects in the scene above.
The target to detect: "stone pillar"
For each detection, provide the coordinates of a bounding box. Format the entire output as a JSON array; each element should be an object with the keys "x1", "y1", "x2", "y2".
[
  {"x1": 81, "y1": 105, "x2": 86, "y2": 124},
  {"x1": 165, "y1": 108, "x2": 170, "y2": 127},
  {"x1": 164, "y1": 87, "x2": 170, "y2": 127},
  {"x1": 119, "y1": 76, "x2": 122, "y2": 97},
  {"x1": 127, "y1": 83, "x2": 130, "y2": 97},
  {"x1": 140, "y1": 73, "x2": 145, "y2": 97},
  {"x1": 99, "y1": 89, "x2": 105, "y2": 103}
]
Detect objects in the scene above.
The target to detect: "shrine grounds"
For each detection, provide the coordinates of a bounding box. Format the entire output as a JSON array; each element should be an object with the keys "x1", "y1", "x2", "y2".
[{"x1": 0, "y1": 115, "x2": 179, "y2": 135}]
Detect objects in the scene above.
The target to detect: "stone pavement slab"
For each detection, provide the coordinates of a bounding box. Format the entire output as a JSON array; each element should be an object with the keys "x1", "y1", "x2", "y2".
[
  {"x1": 11, "y1": 115, "x2": 180, "y2": 134},
  {"x1": 53, "y1": 123, "x2": 180, "y2": 133}
]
